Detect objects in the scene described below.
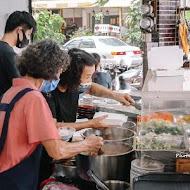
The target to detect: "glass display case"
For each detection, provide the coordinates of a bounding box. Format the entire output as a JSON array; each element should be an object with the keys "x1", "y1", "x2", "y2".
[{"x1": 137, "y1": 70, "x2": 190, "y2": 151}]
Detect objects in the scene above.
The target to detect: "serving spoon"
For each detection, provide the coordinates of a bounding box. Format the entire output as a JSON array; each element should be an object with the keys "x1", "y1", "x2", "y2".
[
  {"x1": 132, "y1": 99, "x2": 142, "y2": 110},
  {"x1": 87, "y1": 170, "x2": 110, "y2": 190}
]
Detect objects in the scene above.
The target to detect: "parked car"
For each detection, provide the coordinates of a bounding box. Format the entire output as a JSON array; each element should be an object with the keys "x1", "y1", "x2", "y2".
[{"x1": 62, "y1": 36, "x2": 143, "y2": 70}]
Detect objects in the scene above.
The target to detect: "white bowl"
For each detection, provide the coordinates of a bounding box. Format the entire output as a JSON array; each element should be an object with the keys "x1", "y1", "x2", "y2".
[{"x1": 58, "y1": 127, "x2": 76, "y2": 141}]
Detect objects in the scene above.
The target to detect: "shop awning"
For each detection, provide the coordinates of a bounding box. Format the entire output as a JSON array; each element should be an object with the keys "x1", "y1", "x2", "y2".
[
  {"x1": 32, "y1": 0, "x2": 97, "y2": 9},
  {"x1": 32, "y1": 0, "x2": 133, "y2": 9},
  {"x1": 103, "y1": 0, "x2": 134, "y2": 8}
]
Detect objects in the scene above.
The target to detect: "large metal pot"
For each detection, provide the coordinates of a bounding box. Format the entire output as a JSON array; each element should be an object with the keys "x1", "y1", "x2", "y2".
[
  {"x1": 76, "y1": 141, "x2": 134, "y2": 182},
  {"x1": 81, "y1": 127, "x2": 135, "y2": 144},
  {"x1": 96, "y1": 180, "x2": 130, "y2": 190},
  {"x1": 111, "y1": 121, "x2": 137, "y2": 132},
  {"x1": 54, "y1": 159, "x2": 78, "y2": 178},
  {"x1": 122, "y1": 121, "x2": 136, "y2": 131}
]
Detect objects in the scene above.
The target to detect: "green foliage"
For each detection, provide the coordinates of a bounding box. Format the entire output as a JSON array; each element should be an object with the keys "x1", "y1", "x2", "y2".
[
  {"x1": 34, "y1": 11, "x2": 66, "y2": 44},
  {"x1": 123, "y1": 0, "x2": 142, "y2": 47},
  {"x1": 94, "y1": 12, "x2": 105, "y2": 21},
  {"x1": 95, "y1": 0, "x2": 109, "y2": 6},
  {"x1": 95, "y1": 0, "x2": 108, "y2": 20},
  {"x1": 185, "y1": 10, "x2": 190, "y2": 20},
  {"x1": 70, "y1": 27, "x2": 93, "y2": 39}
]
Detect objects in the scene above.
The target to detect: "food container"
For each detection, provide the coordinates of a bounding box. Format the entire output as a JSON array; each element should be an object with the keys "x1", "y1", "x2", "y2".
[
  {"x1": 96, "y1": 180, "x2": 130, "y2": 190},
  {"x1": 58, "y1": 127, "x2": 76, "y2": 141},
  {"x1": 76, "y1": 141, "x2": 134, "y2": 182},
  {"x1": 77, "y1": 105, "x2": 96, "y2": 119},
  {"x1": 77, "y1": 127, "x2": 135, "y2": 182},
  {"x1": 130, "y1": 158, "x2": 165, "y2": 188},
  {"x1": 54, "y1": 158, "x2": 78, "y2": 178},
  {"x1": 122, "y1": 121, "x2": 136, "y2": 131},
  {"x1": 81, "y1": 127, "x2": 135, "y2": 145},
  {"x1": 93, "y1": 112, "x2": 128, "y2": 127},
  {"x1": 137, "y1": 118, "x2": 186, "y2": 151}
]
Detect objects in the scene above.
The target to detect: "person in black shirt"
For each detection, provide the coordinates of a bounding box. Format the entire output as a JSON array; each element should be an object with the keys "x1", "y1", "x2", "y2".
[
  {"x1": 44, "y1": 48, "x2": 135, "y2": 129},
  {"x1": 0, "y1": 11, "x2": 36, "y2": 96},
  {"x1": 43, "y1": 48, "x2": 109, "y2": 129},
  {"x1": 92, "y1": 53, "x2": 112, "y2": 89}
]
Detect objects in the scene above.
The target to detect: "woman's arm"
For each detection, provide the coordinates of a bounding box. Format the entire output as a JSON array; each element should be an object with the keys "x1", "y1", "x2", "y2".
[
  {"x1": 41, "y1": 134, "x2": 103, "y2": 160},
  {"x1": 86, "y1": 82, "x2": 135, "y2": 106},
  {"x1": 56, "y1": 115, "x2": 109, "y2": 131}
]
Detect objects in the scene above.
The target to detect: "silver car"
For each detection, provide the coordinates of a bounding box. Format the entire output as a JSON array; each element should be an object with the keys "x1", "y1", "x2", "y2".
[{"x1": 62, "y1": 36, "x2": 143, "y2": 69}]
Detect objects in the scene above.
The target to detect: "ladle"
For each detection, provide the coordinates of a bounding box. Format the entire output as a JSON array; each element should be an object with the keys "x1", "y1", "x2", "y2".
[
  {"x1": 87, "y1": 170, "x2": 110, "y2": 190},
  {"x1": 132, "y1": 99, "x2": 141, "y2": 110}
]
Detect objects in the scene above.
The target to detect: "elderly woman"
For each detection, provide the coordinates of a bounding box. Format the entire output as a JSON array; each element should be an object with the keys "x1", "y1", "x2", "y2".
[
  {"x1": 39, "y1": 48, "x2": 134, "y2": 184},
  {"x1": 0, "y1": 40, "x2": 103, "y2": 190}
]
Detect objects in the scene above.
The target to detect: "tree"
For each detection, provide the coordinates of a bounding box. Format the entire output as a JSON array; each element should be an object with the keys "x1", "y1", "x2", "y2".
[
  {"x1": 123, "y1": 0, "x2": 142, "y2": 47},
  {"x1": 95, "y1": 0, "x2": 109, "y2": 6},
  {"x1": 70, "y1": 27, "x2": 93, "y2": 39},
  {"x1": 34, "y1": 11, "x2": 66, "y2": 44}
]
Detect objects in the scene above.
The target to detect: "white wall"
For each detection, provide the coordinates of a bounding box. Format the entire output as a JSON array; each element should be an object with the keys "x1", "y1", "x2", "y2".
[
  {"x1": 62, "y1": 7, "x2": 120, "y2": 28},
  {"x1": 62, "y1": 8, "x2": 82, "y2": 18},
  {"x1": 0, "y1": 0, "x2": 29, "y2": 38}
]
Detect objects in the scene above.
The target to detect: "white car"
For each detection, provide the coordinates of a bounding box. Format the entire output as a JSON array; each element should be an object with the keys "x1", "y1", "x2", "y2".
[{"x1": 62, "y1": 36, "x2": 143, "y2": 69}]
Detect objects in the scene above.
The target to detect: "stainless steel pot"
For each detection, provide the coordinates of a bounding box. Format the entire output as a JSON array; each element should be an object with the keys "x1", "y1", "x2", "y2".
[
  {"x1": 96, "y1": 180, "x2": 130, "y2": 190},
  {"x1": 76, "y1": 141, "x2": 134, "y2": 182},
  {"x1": 54, "y1": 159, "x2": 78, "y2": 178},
  {"x1": 122, "y1": 121, "x2": 136, "y2": 130},
  {"x1": 81, "y1": 127, "x2": 135, "y2": 143},
  {"x1": 112, "y1": 121, "x2": 136, "y2": 132}
]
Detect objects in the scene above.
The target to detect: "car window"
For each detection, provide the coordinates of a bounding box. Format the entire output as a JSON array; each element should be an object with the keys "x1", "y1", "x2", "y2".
[
  {"x1": 99, "y1": 38, "x2": 127, "y2": 46},
  {"x1": 79, "y1": 40, "x2": 96, "y2": 48},
  {"x1": 66, "y1": 40, "x2": 81, "y2": 49}
]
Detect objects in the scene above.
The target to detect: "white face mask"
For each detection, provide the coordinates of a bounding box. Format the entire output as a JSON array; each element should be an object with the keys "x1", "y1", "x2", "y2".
[{"x1": 78, "y1": 82, "x2": 92, "y2": 92}]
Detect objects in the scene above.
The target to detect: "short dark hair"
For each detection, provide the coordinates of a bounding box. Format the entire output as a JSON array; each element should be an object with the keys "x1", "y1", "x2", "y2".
[
  {"x1": 17, "y1": 39, "x2": 69, "y2": 80},
  {"x1": 92, "y1": 53, "x2": 101, "y2": 69},
  {"x1": 5, "y1": 11, "x2": 36, "y2": 33},
  {"x1": 59, "y1": 48, "x2": 96, "y2": 90}
]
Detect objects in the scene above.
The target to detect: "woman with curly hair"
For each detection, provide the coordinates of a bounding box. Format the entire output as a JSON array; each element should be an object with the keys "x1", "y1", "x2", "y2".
[
  {"x1": 39, "y1": 48, "x2": 135, "y2": 185},
  {"x1": 0, "y1": 40, "x2": 103, "y2": 190}
]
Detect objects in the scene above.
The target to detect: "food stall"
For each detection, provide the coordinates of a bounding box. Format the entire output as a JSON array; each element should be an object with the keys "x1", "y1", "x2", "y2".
[
  {"x1": 41, "y1": 46, "x2": 190, "y2": 190},
  {"x1": 132, "y1": 45, "x2": 190, "y2": 189}
]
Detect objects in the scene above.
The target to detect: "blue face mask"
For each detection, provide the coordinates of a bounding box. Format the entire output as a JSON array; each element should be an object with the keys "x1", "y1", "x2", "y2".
[
  {"x1": 40, "y1": 78, "x2": 60, "y2": 93},
  {"x1": 78, "y1": 82, "x2": 92, "y2": 93}
]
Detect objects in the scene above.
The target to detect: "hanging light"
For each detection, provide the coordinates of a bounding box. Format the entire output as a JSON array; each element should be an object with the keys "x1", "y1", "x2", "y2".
[
  {"x1": 140, "y1": 4, "x2": 153, "y2": 16},
  {"x1": 140, "y1": 17, "x2": 154, "y2": 30},
  {"x1": 140, "y1": 0, "x2": 155, "y2": 33},
  {"x1": 105, "y1": 10, "x2": 109, "y2": 16},
  {"x1": 92, "y1": 10, "x2": 95, "y2": 16}
]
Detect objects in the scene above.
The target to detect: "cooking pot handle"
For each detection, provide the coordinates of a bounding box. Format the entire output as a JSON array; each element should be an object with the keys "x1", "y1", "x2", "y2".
[
  {"x1": 123, "y1": 141, "x2": 135, "y2": 151},
  {"x1": 87, "y1": 170, "x2": 110, "y2": 190}
]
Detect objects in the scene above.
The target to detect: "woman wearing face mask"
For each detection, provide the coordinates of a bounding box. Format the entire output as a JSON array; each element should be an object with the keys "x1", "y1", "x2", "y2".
[
  {"x1": 38, "y1": 48, "x2": 109, "y2": 185},
  {"x1": 0, "y1": 40, "x2": 103, "y2": 190},
  {"x1": 43, "y1": 48, "x2": 135, "y2": 130},
  {"x1": 39, "y1": 48, "x2": 135, "y2": 185},
  {"x1": 42, "y1": 48, "x2": 111, "y2": 130},
  {"x1": 39, "y1": 48, "x2": 135, "y2": 184}
]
